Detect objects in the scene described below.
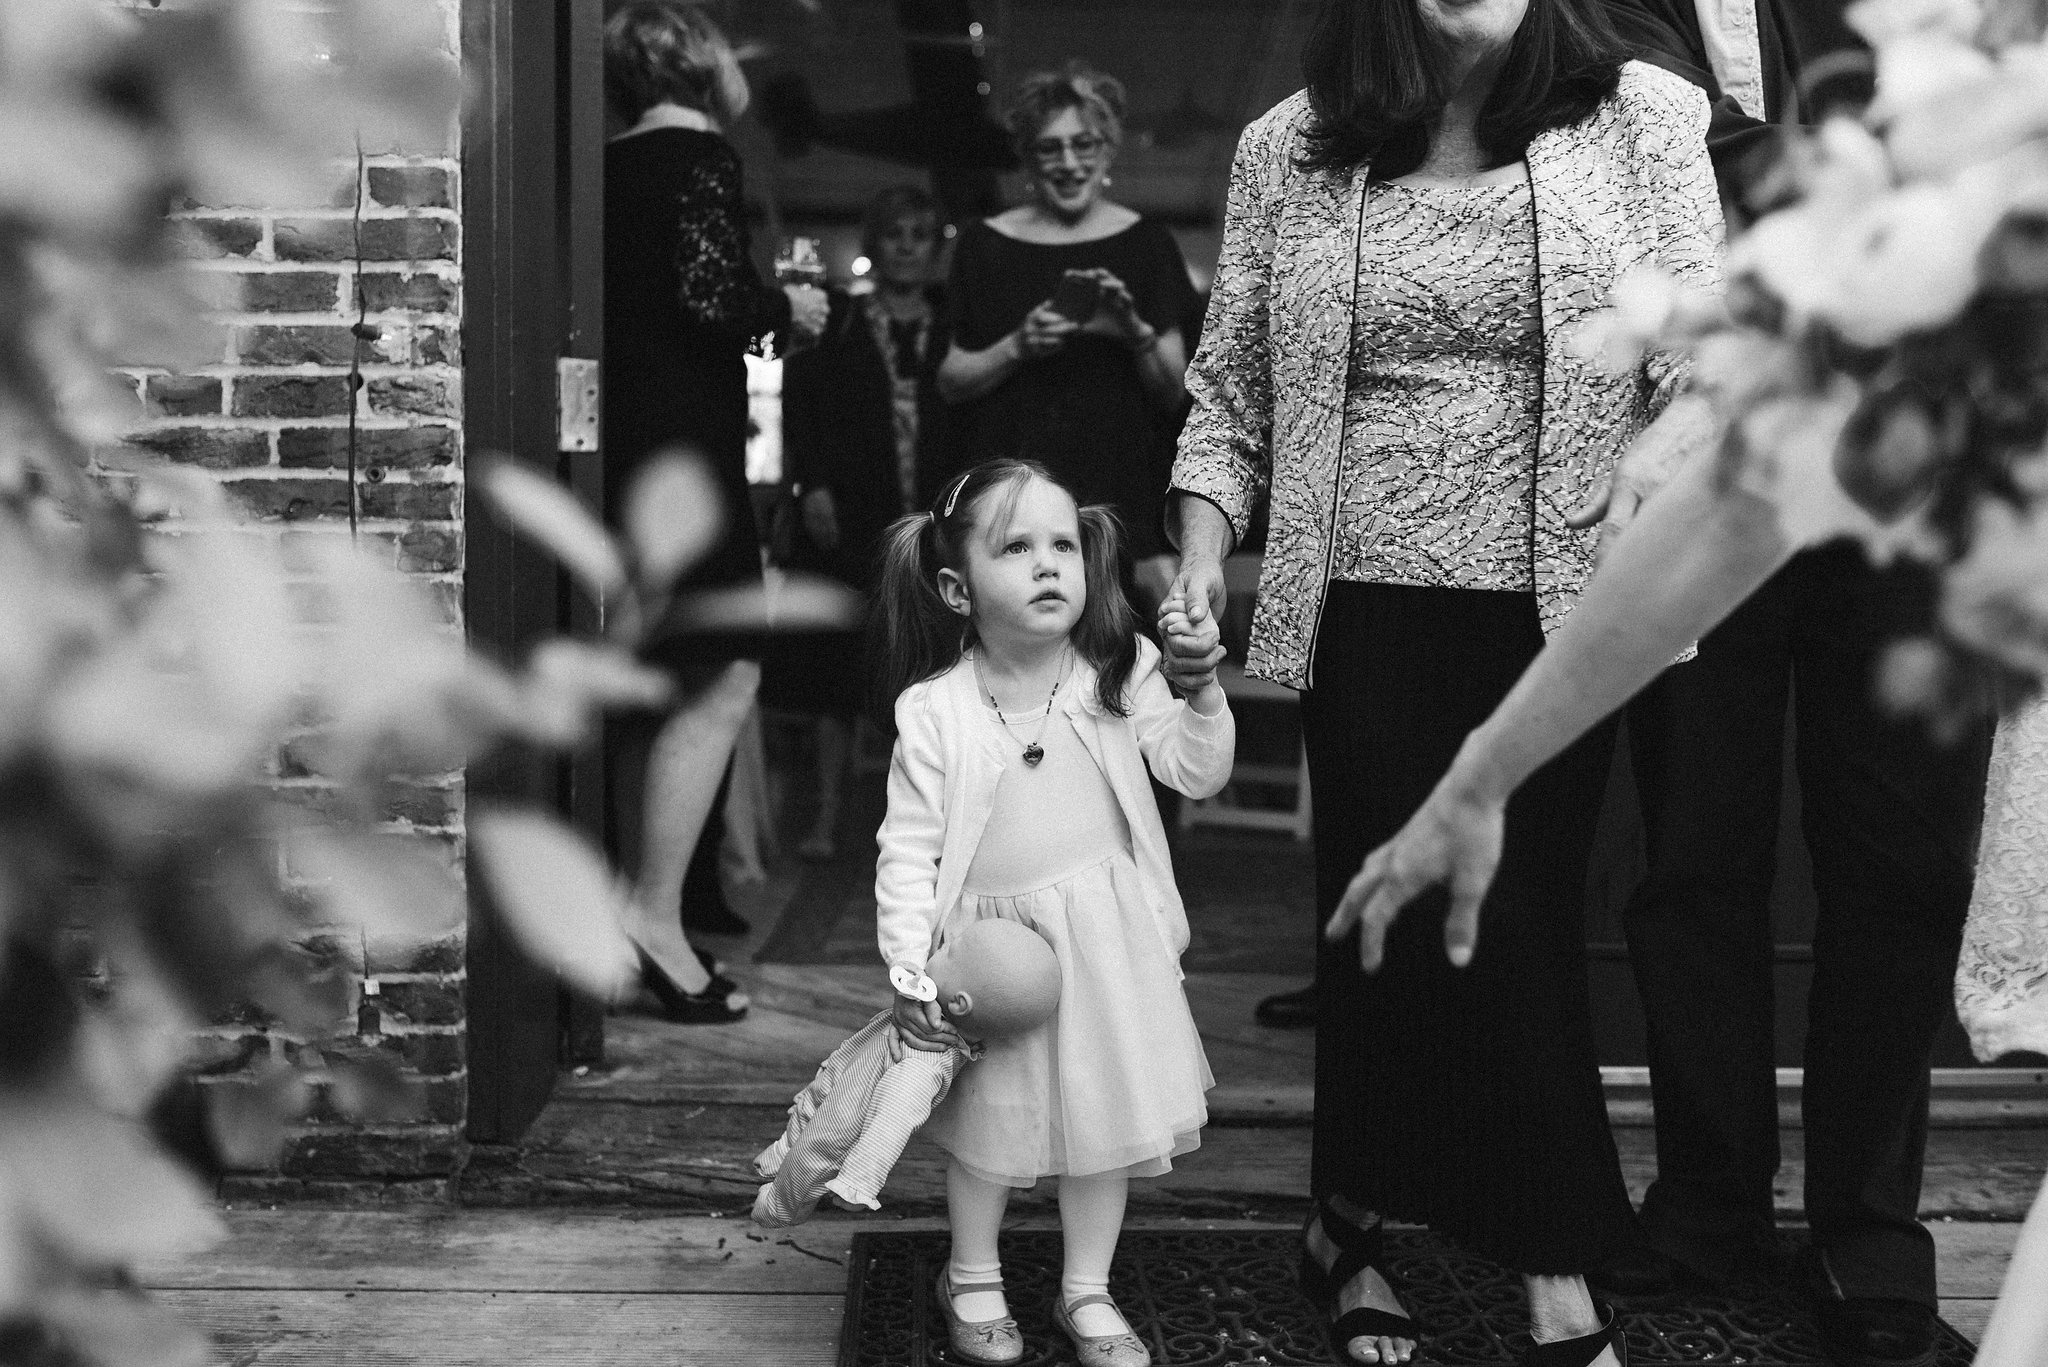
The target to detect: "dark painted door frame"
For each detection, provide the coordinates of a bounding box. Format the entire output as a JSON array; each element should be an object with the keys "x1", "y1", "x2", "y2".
[{"x1": 461, "y1": 0, "x2": 607, "y2": 1145}]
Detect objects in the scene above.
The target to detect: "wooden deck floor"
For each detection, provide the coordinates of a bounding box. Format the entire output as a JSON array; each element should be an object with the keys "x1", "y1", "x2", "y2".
[
  {"x1": 141, "y1": 1209, "x2": 2016, "y2": 1366},
  {"x1": 160, "y1": 807, "x2": 2046, "y2": 1359}
]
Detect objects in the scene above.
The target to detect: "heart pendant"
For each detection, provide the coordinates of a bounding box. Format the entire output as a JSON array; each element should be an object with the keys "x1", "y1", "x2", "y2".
[{"x1": 1022, "y1": 743, "x2": 1044, "y2": 767}]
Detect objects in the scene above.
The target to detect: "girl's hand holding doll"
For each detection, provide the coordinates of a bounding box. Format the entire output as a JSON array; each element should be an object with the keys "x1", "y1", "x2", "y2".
[
  {"x1": 1158, "y1": 596, "x2": 1226, "y2": 713},
  {"x1": 890, "y1": 991, "x2": 958, "y2": 1063}
]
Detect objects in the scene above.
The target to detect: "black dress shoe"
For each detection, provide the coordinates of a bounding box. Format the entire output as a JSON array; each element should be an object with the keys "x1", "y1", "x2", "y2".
[
  {"x1": 1798, "y1": 1246, "x2": 1937, "y2": 1367},
  {"x1": 1810, "y1": 1297, "x2": 1936, "y2": 1367},
  {"x1": 1255, "y1": 983, "x2": 1318, "y2": 1030},
  {"x1": 1588, "y1": 1242, "x2": 1699, "y2": 1297}
]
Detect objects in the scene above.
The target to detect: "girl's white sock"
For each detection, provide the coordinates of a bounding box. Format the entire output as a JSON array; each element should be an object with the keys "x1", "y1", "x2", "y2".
[
  {"x1": 946, "y1": 1161, "x2": 1012, "y2": 1322},
  {"x1": 1059, "y1": 1170, "x2": 1132, "y2": 1338}
]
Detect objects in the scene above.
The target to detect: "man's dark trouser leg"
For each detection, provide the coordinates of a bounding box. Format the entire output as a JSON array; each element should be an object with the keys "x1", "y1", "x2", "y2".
[
  {"x1": 1624, "y1": 566, "x2": 1795, "y2": 1278},
  {"x1": 1792, "y1": 546, "x2": 1992, "y2": 1309}
]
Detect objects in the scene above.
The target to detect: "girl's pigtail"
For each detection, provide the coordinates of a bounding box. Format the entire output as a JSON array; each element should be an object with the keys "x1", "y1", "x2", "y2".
[
  {"x1": 869, "y1": 512, "x2": 965, "y2": 721},
  {"x1": 1074, "y1": 503, "x2": 1141, "y2": 716}
]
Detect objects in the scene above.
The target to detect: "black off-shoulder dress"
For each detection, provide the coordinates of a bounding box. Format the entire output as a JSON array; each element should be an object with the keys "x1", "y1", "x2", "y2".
[{"x1": 603, "y1": 126, "x2": 789, "y2": 590}]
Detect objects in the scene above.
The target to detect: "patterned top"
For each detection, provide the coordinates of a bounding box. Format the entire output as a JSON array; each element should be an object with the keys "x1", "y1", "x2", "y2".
[
  {"x1": 862, "y1": 300, "x2": 936, "y2": 515},
  {"x1": 1170, "y1": 63, "x2": 1724, "y2": 688},
  {"x1": 1334, "y1": 179, "x2": 1541, "y2": 592},
  {"x1": 1957, "y1": 696, "x2": 2048, "y2": 1061}
]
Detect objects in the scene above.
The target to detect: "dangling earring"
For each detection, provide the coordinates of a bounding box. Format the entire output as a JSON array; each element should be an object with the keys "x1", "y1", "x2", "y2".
[{"x1": 1101, "y1": 173, "x2": 1113, "y2": 188}]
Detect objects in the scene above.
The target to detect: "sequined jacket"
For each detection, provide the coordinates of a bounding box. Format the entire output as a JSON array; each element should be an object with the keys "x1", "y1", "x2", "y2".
[{"x1": 1171, "y1": 61, "x2": 1722, "y2": 688}]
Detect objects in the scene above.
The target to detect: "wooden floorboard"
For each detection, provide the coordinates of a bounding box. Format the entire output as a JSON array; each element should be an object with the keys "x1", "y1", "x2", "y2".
[
  {"x1": 157, "y1": 1289, "x2": 845, "y2": 1367},
  {"x1": 141, "y1": 1211, "x2": 862, "y2": 1294},
  {"x1": 463, "y1": 1078, "x2": 2048, "y2": 1221},
  {"x1": 585, "y1": 969, "x2": 1317, "y2": 1109},
  {"x1": 141, "y1": 1213, "x2": 2013, "y2": 1363},
  {"x1": 142, "y1": 1209, "x2": 2021, "y2": 1298},
  {"x1": 1942, "y1": 1298, "x2": 1994, "y2": 1343}
]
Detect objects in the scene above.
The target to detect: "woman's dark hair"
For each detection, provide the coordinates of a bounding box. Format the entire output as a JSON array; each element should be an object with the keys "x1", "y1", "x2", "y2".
[
  {"x1": 1298, "y1": 0, "x2": 1627, "y2": 179},
  {"x1": 859, "y1": 184, "x2": 944, "y2": 262},
  {"x1": 603, "y1": 1, "x2": 750, "y2": 125},
  {"x1": 871, "y1": 459, "x2": 1141, "y2": 718}
]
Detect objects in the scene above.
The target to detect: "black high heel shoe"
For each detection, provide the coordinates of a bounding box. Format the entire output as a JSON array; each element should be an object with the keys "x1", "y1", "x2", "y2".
[
  {"x1": 637, "y1": 949, "x2": 749, "y2": 1024},
  {"x1": 1300, "y1": 1198, "x2": 1426, "y2": 1363},
  {"x1": 691, "y1": 945, "x2": 738, "y2": 997},
  {"x1": 1520, "y1": 1302, "x2": 1626, "y2": 1367}
]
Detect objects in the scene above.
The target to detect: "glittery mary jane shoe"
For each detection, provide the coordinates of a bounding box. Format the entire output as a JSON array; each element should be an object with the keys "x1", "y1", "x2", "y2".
[
  {"x1": 1052, "y1": 1293, "x2": 1152, "y2": 1367},
  {"x1": 934, "y1": 1268, "x2": 1024, "y2": 1365}
]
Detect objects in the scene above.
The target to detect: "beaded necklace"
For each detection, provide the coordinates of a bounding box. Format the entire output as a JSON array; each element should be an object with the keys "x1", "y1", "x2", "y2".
[{"x1": 973, "y1": 648, "x2": 1068, "y2": 767}]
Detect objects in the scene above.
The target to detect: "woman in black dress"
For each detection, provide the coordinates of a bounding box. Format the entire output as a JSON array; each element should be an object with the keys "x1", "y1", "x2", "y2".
[
  {"x1": 602, "y1": 0, "x2": 827, "y2": 1020},
  {"x1": 937, "y1": 62, "x2": 1196, "y2": 559},
  {"x1": 771, "y1": 184, "x2": 956, "y2": 858},
  {"x1": 1164, "y1": 0, "x2": 1725, "y2": 1362}
]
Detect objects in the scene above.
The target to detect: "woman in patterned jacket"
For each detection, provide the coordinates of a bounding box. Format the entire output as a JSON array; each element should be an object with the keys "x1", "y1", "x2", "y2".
[{"x1": 1160, "y1": 0, "x2": 1721, "y2": 1363}]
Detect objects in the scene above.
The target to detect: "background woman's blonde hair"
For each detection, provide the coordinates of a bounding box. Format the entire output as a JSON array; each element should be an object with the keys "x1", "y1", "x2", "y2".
[
  {"x1": 604, "y1": 1, "x2": 751, "y2": 126},
  {"x1": 1002, "y1": 60, "x2": 1127, "y2": 161}
]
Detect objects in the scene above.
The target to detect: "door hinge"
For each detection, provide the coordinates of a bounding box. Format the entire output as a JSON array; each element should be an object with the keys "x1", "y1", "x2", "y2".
[{"x1": 557, "y1": 357, "x2": 600, "y2": 452}]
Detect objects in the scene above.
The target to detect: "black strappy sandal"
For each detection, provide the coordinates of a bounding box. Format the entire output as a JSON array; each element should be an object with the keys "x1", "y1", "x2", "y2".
[
  {"x1": 1520, "y1": 1301, "x2": 1627, "y2": 1367},
  {"x1": 1299, "y1": 1199, "x2": 1426, "y2": 1364}
]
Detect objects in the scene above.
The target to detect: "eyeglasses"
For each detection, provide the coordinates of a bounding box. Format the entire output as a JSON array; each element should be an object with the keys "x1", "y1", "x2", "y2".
[{"x1": 1028, "y1": 133, "x2": 1109, "y2": 165}]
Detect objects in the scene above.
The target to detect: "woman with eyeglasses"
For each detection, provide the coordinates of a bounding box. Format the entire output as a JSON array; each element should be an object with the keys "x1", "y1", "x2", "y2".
[{"x1": 937, "y1": 62, "x2": 1197, "y2": 560}]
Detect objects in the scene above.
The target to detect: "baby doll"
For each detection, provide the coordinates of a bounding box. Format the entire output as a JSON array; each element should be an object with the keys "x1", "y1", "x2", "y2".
[{"x1": 751, "y1": 918, "x2": 1061, "y2": 1228}]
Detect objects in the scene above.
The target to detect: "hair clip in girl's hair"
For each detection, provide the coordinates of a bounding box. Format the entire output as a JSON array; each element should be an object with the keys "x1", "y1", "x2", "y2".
[{"x1": 941, "y1": 473, "x2": 967, "y2": 520}]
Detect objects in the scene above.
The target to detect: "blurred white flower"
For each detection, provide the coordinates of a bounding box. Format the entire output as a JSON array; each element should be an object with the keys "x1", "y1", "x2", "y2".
[
  {"x1": 1943, "y1": 498, "x2": 2048, "y2": 677},
  {"x1": 1733, "y1": 382, "x2": 1887, "y2": 546},
  {"x1": 1573, "y1": 269, "x2": 1726, "y2": 376},
  {"x1": 1885, "y1": 46, "x2": 2048, "y2": 179},
  {"x1": 1869, "y1": 31, "x2": 1998, "y2": 123},
  {"x1": 1848, "y1": 0, "x2": 1985, "y2": 46},
  {"x1": 1736, "y1": 180, "x2": 1998, "y2": 345}
]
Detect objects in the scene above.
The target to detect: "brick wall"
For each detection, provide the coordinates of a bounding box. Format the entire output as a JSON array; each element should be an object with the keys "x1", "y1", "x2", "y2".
[{"x1": 113, "y1": 11, "x2": 470, "y2": 1197}]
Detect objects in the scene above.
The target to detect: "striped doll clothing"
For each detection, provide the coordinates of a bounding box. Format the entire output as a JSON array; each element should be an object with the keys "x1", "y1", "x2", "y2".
[{"x1": 751, "y1": 1010, "x2": 970, "y2": 1227}]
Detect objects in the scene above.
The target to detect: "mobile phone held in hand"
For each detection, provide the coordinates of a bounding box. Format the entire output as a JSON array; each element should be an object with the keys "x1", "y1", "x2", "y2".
[{"x1": 1049, "y1": 270, "x2": 1101, "y2": 322}]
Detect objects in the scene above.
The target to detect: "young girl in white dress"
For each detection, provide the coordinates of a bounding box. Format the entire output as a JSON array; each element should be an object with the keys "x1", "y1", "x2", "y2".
[{"x1": 871, "y1": 458, "x2": 1233, "y2": 1367}]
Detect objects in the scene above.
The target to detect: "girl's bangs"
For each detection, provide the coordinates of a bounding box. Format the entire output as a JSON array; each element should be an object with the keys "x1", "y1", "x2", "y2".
[{"x1": 966, "y1": 468, "x2": 1060, "y2": 554}]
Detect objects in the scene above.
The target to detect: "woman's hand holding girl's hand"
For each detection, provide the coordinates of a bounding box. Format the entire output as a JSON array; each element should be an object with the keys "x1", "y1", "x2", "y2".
[
  {"x1": 889, "y1": 993, "x2": 957, "y2": 1062},
  {"x1": 1159, "y1": 596, "x2": 1226, "y2": 707},
  {"x1": 1163, "y1": 598, "x2": 1220, "y2": 717},
  {"x1": 1017, "y1": 304, "x2": 1078, "y2": 359}
]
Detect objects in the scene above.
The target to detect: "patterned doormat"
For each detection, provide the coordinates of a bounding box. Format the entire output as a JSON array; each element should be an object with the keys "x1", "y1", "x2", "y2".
[{"x1": 838, "y1": 1228, "x2": 1977, "y2": 1366}]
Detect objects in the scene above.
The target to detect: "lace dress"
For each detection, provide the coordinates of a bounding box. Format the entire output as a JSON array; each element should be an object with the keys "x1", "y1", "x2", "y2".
[
  {"x1": 603, "y1": 127, "x2": 790, "y2": 589},
  {"x1": 1957, "y1": 695, "x2": 2048, "y2": 1060}
]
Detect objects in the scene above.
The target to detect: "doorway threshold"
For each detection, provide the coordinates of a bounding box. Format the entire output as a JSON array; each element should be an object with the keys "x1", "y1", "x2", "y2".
[{"x1": 1601, "y1": 1066, "x2": 2048, "y2": 1128}]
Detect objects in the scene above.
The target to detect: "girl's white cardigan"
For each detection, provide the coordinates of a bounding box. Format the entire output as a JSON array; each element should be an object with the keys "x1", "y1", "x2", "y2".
[{"x1": 875, "y1": 636, "x2": 1236, "y2": 979}]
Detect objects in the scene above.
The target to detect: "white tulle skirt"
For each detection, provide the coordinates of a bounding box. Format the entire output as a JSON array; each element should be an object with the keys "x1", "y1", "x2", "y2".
[{"x1": 919, "y1": 850, "x2": 1212, "y2": 1186}]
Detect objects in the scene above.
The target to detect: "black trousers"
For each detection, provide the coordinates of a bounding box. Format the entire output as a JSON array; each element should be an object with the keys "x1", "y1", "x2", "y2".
[
  {"x1": 1623, "y1": 543, "x2": 1992, "y2": 1307},
  {"x1": 1306, "y1": 582, "x2": 1637, "y2": 1274}
]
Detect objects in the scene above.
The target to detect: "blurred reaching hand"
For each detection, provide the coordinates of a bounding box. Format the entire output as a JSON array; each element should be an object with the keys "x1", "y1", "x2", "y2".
[{"x1": 1323, "y1": 773, "x2": 1507, "y2": 973}]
